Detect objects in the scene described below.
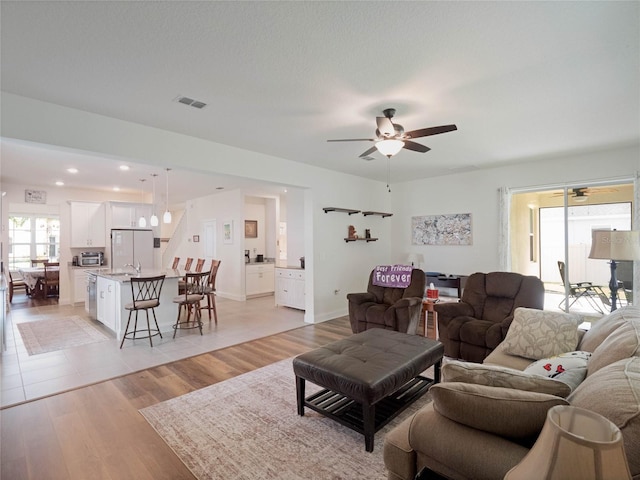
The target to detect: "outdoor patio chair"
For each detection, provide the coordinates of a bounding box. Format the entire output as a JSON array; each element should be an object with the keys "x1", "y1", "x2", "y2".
[{"x1": 557, "y1": 260, "x2": 607, "y2": 313}]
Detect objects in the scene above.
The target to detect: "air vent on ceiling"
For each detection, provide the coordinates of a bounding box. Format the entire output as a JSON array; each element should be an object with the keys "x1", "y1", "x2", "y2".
[{"x1": 174, "y1": 95, "x2": 207, "y2": 109}]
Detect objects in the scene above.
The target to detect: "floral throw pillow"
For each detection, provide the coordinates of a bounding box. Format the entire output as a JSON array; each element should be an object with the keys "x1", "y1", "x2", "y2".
[
  {"x1": 501, "y1": 307, "x2": 582, "y2": 360},
  {"x1": 524, "y1": 351, "x2": 591, "y2": 392}
]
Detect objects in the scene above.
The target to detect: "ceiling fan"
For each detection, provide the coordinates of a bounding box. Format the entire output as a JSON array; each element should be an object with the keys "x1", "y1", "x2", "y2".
[
  {"x1": 552, "y1": 187, "x2": 619, "y2": 202},
  {"x1": 327, "y1": 108, "x2": 457, "y2": 160}
]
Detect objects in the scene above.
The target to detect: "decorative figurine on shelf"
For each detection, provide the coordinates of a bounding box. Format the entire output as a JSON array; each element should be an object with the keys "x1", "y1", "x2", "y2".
[
  {"x1": 348, "y1": 225, "x2": 357, "y2": 239},
  {"x1": 365, "y1": 229, "x2": 371, "y2": 239}
]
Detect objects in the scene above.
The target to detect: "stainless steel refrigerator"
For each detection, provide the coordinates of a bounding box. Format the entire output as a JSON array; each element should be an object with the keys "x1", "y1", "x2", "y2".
[{"x1": 110, "y1": 229, "x2": 154, "y2": 270}]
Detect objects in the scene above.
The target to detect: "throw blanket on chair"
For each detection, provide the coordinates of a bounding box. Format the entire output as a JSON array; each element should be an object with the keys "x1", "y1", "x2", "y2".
[{"x1": 372, "y1": 265, "x2": 413, "y2": 288}]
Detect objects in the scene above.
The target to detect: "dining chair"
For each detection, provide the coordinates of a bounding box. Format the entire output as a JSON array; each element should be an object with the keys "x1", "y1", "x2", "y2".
[
  {"x1": 120, "y1": 275, "x2": 166, "y2": 348},
  {"x1": 8, "y1": 270, "x2": 28, "y2": 302},
  {"x1": 43, "y1": 263, "x2": 60, "y2": 298},
  {"x1": 31, "y1": 259, "x2": 45, "y2": 267},
  {"x1": 201, "y1": 260, "x2": 221, "y2": 324},
  {"x1": 172, "y1": 271, "x2": 209, "y2": 338},
  {"x1": 195, "y1": 258, "x2": 206, "y2": 272},
  {"x1": 171, "y1": 256, "x2": 180, "y2": 270},
  {"x1": 184, "y1": 257, "x2": 194, "y2": 271}
]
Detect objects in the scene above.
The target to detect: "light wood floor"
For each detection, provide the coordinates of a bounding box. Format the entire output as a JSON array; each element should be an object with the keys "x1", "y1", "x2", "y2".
[{"x1": 1, "y1": 316, "x2": 354, "y2": 480}]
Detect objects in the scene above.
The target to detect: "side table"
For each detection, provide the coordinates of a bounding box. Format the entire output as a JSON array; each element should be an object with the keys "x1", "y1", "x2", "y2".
[{"x1": 421, "y1": 300, "x2": 439, "y2": 339}]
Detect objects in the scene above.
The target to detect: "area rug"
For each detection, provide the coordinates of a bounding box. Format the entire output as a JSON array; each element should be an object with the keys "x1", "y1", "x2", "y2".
[
  {"x1": 17, "y1": 316, "x2": 110, "y2": 355},
  {"x1": 140, "y1": 357, "x2": 433, "y2": 480}
]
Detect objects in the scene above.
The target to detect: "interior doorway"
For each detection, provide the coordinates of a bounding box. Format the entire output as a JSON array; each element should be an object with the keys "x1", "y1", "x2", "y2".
[{"x1": 509, "y1": 182, "x2": 634, "y2": 316}]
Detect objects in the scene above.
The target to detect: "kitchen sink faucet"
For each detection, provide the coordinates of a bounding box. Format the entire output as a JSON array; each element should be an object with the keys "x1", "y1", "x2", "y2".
[{"x1": 124, "y1": 261, "x2": 141, "y2": 275}]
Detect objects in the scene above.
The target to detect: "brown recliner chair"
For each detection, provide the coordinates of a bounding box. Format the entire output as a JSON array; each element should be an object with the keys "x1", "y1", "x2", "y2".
[
  {"x1": 347, "y1": 268, "x2": 425, "y2": 335},
  {"x1": 434, "y1": 271, "x2": 544, "y2": 363}
]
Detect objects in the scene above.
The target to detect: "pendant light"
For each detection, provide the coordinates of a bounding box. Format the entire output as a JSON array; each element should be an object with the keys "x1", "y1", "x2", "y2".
[
  {"x1": 163, "y1": 168, "x2": 172, "y2": 224},
  {"x1": 149, "y1": 173, "x2": 159, "y2": 227},
  {"x1": 138, "y1": 179, "x2": 147, "y2": 228}
]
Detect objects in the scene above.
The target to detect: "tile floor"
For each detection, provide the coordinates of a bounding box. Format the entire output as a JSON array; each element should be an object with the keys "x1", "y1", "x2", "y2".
[{"x1": 1, "y1": 294, "x2": 306, "y2": 408}]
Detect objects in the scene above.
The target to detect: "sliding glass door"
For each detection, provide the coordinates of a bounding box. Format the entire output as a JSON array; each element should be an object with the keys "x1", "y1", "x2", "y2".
[{"x1": 509, "y1": 182, "x2": 633, "y2": 317}]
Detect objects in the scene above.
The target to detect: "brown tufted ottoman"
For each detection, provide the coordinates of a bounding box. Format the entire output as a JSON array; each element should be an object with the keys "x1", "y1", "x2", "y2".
[{"x1": 293, "y1": 328, "x2": 443, "y2": 451}]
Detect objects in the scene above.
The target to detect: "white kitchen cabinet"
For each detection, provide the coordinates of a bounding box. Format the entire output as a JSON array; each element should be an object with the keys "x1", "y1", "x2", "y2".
[
  {"x1": 71, "y1": 268, "x2": 90, "y2": 304},
  {"x1": 97, "y1": 276, "x2": 118, "y2": 332},
  {"x1": 70, "y1": 201, "x2": 106, "y2": 248},
  {"x1": 275, "y1": 268, "x2": 305, "y2": 310},
  {"x1": 246, "y1": 264, "x2": 275, "y2": 297},
  {"x1": 110, "y1": 202, "x2": 153, "y2": 229}
]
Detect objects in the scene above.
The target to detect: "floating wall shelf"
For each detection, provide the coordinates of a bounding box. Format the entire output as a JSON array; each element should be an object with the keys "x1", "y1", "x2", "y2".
[
  {"x1": 323, "y1": 207, "x2": 360, "y2": 215},
  {"x1": 344, "y1": 238, "x2": 378, "y2": 243},
  {"x1": 323, "y1": 207, "x2": 392, "y2": 218},
  {"x1": 362, "y1": 211, "x2": 393, "y2": 218}
]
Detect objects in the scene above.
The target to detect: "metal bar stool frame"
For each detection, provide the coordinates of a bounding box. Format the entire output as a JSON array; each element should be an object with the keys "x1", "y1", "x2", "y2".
[
  {"x1": 173, "y1": 271, "x2": 210, "y2": 338},
  {"x1": 120, "y1": 275, "x2": 166, "y2": 348}
]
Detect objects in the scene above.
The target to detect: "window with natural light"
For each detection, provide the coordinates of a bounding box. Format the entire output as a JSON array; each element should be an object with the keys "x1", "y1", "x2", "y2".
[{"x1": 8, "y1": 215, "x2": 60, "y2": 270}]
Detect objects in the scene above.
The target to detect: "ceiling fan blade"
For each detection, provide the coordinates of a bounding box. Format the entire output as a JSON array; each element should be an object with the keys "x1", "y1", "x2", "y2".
[
  {"x1": 359, "y1": 146, "x2": 378, "y2": 158},
  {"x1": 376, "y1": 116, "x2": 395, "y2": 136},
  {"x1": 403, "y1": 140, "x2": 431, "y2": 153},
  {"x1": 327, "y1": 138, "x2": 375, "y2": 142},
  {"x1": 405, "y1": 124, "x2": 457, "y2": 139}
]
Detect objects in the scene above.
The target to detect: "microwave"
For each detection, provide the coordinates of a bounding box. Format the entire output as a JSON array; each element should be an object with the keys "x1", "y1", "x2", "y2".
[{"x1": 80, "y1": 252, "x2": 103, "y2": 267}]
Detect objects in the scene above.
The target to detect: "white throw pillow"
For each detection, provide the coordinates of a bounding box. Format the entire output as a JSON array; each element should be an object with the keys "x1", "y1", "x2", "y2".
[
  {"x1": 501, "y1": 307, "x2": 582, "y2": 360},
  {"x1": 524, "y1": 351, "x2": 591, "y2": 392}
]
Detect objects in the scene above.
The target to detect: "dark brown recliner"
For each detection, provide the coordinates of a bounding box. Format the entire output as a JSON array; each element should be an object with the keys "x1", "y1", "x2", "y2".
[
  {"x1": 434, "y1": 271, "x2": 544, "y2": 363},
  {"x1": 347, "y1": 268, "x2": 425, "y2": 335}
]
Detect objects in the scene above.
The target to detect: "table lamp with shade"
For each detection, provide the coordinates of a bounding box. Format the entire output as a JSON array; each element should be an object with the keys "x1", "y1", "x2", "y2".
[
  {"x1": 588, "y1": 230, "x2": 640, "y2": 311},
  {"x1": 505, "y1": 405, "x2": 631, "y2": 480},
  {"x1": 406, "y1": 253, "x2": 424, "y2": 268}
]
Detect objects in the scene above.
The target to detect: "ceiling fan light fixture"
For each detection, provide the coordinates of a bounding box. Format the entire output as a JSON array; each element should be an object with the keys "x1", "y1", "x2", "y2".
[{"x1": 376, "y1": 139, "x2": 404, "y2": 157}]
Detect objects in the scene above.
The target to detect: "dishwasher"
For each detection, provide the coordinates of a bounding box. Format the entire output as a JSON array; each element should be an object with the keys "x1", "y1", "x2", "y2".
[{"x1": 86, "y1": 272, "x2": 97, "y2": 319}]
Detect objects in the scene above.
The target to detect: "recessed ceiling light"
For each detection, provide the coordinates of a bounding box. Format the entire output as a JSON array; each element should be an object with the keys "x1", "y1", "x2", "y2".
[
  {"x1": 113, "y1": 186, "x2": 120, "y2": 192},
  {"x1": 67, "y1": 168, "x2": 78, "y2": 174},
  {"x1": 55, "y1": 181, "x2": 64, "y2": 186},
  {"x1": 119, "y1": 165, "x2": 130, "y2": 171}
]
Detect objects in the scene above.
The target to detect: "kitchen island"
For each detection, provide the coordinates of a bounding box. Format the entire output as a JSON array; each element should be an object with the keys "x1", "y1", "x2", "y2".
[{"x1": 92, "y1": 269, "x2": 183, "y2": 342}]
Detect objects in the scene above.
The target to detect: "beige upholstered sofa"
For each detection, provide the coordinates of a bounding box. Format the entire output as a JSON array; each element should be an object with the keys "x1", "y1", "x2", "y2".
[{"x1": 384, "y1": 305, "x2": 640, "y2": 480}]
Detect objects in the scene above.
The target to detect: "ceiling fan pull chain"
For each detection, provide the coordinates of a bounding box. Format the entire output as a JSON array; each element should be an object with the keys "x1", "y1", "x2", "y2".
[{"x1": 387, "y1": 157, "x2": 391, "y2": 193}]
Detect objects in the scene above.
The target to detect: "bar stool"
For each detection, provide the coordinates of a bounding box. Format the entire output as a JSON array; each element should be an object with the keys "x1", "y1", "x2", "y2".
[
  {"x1": 120, "y1": 275, "x2": 166, "y2": 348},
  {"x1": 172, "y1": 271, "x2": 209, "y2": 338},
  {"x1": 195, "y1": 258, "x2": 206, "y2": 272},
  {"x1": 184, "y1": 257, "x2": 194, "y2": 271},
  {"x1": 201, "y1": 259, "x2": 221, "y2": 324},
  {"x1": 171, "y1": 257, "x2": 180, "y2": 269}
]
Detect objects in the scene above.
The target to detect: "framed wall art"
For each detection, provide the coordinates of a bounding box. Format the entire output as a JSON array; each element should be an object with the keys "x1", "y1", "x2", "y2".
[
  {"x1": 223, "y1": 220, "x2": 233, "y2": 244},
  {"x1": 25, "y1": 189, "x2": 46, "y2": 204},
  {"x1": 412, "y1": 213, "x2": 472, "y2": 246},
  {"x1": 245, "y1": 220, "x2": 258, "y2": 238}
]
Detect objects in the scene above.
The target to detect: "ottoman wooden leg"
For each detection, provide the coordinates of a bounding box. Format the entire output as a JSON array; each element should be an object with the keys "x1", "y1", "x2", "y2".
[
  {"x1": 296, "y1": 376, "x2": 306, "y2": 416},
  {"x1": 363, "y1": 403, "x2": 375, "y2": 452}
]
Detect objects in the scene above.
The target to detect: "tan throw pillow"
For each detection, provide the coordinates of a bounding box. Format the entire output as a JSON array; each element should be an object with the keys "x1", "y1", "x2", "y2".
[
  {"x1": 431, "y1": 382, "x2": 568, "y2": 439},
  {"x1": 501, "y1": 307, "x2": 581, "y2": 360},
  {"x1": 442, "y1": 360, "x2": 572, "y2": 397},
  {"x1": 579, "y1": 306, "x2": 640, "y2": 353},
  {"x1": 568, "y1": 358, "x2": 640, "y2": 477},
  {"x1": 587, "y1": 319, "x2": 640, "y2": 376}
]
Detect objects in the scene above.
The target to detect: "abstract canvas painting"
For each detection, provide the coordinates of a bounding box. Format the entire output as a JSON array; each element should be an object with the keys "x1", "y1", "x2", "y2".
[{"x1": 412, "y1": 213, "x2": 472, "y2": 245}]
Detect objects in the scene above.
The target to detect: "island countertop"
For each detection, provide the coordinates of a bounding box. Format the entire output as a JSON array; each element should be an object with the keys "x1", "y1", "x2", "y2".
[{"x1": 92, "y1": 268, "x2": 186, "y2": 282}]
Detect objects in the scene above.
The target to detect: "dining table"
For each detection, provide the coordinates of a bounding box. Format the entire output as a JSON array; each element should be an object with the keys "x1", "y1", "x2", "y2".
[{"x1": 18, "y1": 266, "x2": 60, "y2": 298}]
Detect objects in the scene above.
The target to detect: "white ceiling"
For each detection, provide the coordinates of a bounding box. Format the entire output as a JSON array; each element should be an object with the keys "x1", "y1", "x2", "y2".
[{"x1": 1, "y1": 1, "x2": 638, "y2": 202}]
